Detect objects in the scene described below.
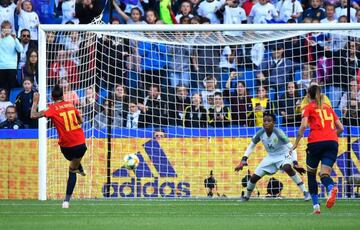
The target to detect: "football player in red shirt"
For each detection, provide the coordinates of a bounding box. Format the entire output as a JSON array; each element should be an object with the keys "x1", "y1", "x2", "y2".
[
  {"x1": 31, "y1": 84, "x2": 87, "y2": 209},
  {"x1": 291, "y1": 85, "x2": 344, "y2": 214}
]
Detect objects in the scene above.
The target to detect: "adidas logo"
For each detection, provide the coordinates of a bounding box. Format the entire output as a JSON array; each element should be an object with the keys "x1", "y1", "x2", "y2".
[{"x1": 103, "y1": 139, "x2": 191, "y2": 198}]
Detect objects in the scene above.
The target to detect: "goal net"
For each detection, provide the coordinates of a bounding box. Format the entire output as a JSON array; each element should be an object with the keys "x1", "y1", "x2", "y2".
[{"x1": 39, "y1": 23, "x2": 360, "y2": 200}]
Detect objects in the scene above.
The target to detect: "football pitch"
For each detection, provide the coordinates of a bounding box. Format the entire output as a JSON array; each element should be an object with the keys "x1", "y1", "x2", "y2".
[{"x1": 1, "y1": 199, "x2": 360, "y2": 230}]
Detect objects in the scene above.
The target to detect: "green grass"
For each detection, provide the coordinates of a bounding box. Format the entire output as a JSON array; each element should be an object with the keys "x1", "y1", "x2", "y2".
[{"x1": 1, "y1": 199, "x2": 360, "y2": 230}]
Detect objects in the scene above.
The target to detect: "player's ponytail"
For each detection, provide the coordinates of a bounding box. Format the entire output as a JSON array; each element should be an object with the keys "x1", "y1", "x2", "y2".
[
  {"x1": 308, "y1": 85, "x2": 323, "y2": 108},
  {"x1": 51, "y1": 84, "x2": 63, "y2": 101}
]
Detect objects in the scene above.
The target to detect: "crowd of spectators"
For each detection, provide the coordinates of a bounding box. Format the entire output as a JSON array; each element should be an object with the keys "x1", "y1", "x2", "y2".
[{"x1": 0, "y1": 0, "x2": 360, "y2": 130}]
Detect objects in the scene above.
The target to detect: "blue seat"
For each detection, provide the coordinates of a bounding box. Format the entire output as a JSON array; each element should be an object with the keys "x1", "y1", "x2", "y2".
[{"x1": 9, "y1": 88, "x2": 23, "y2": 104}]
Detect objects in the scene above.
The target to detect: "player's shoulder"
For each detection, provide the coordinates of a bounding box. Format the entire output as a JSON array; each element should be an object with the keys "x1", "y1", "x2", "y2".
[{"x1": 273, "y1": 128, "x2": 289, "y2": 142}]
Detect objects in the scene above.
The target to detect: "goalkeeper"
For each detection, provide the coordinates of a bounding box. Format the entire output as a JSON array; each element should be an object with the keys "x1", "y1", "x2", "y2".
[{"x1": 235, "y1": 111, "x2": 311, "y2": 201}]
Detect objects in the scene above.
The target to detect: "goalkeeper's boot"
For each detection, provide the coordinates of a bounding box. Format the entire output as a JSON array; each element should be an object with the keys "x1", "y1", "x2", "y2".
[
  {"x1": 326, "y1": 187, "x2": 338, "y2": 209},
  {"x1": 304, "y1": 191, "x2": 311, "y2": 201},
  {"x1": 240, "y1": 196, "x2": 250, "y2": 202},
  {"x1": 62, "y1": 201, "x2": 69, "y2": 209},
  {"x1": 313, "y1": 204, "x2": 320, "y2": 215}
]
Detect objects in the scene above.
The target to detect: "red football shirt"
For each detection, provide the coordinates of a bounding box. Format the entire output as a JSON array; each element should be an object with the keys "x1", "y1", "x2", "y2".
[
  {"x1": 44, "y1": 101, "x2": 85, "y2": 147},
  {"x1": 303, "y1": 102, "x2": 339, "y2": 143}
]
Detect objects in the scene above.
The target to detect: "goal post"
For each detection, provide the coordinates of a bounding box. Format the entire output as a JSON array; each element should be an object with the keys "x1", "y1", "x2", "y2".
[{"x1": 38, "y1": 23, "x2": 360, "y2": 200}]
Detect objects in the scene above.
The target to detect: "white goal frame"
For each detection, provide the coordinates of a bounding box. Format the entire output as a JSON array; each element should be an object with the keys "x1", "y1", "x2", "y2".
[{"x1": 38, "y1": 23, "x2": 360, "y2": 200}]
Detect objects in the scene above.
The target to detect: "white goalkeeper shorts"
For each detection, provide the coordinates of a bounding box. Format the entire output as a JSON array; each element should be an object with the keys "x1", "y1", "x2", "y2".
[{"x1": 254, "y1": 154, "x2": 293, "y2": 177}]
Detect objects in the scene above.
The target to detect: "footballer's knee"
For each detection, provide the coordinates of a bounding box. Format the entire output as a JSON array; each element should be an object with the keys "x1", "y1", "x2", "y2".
[
  {"x1": 320, "y1": 164, "x2": 332, "y2": 175},
  {"x1": 250, "y1": 174, "x2": 261, "y2": 184},
  {"x1": 283, "y1": 164, "x2": 295, "y2": 176},
  {"x1": 307, "y1": 165, "x2": 317, "y2": 175}
]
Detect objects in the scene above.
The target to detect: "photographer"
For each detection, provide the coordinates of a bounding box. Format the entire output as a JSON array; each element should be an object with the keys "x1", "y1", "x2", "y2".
[{"x1": 204, "y1": 170, "x2": 217, "y2": 197}]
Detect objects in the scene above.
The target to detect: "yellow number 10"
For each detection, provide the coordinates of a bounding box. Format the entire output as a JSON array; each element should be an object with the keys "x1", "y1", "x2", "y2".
[
  {"x1": 59, "y1": 110, "x2": 81, "y2": 131},
  {"x1": 315, "y1": 109, "x2": 334, "y2": 129}
]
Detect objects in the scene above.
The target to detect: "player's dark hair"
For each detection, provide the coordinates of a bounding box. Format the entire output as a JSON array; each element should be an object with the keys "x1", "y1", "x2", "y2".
[
  {"x1": 263, "y1": 111, "x2": 276, "y2": 123},
  {"x1": 51, "y1": 84, "x2": 63, "y2": 101},
  {"x1": 308, "y1": 85, "x2": 323, "y2": 109}
]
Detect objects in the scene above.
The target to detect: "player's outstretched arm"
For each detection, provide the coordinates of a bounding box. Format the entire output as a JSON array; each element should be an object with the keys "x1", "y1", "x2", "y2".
[
  {"x1": 30, "y1": 92, "x2": 45, "y2": 119},
  {"x1": 235, "y1": 141, "x2": 256, "y2": 172}
]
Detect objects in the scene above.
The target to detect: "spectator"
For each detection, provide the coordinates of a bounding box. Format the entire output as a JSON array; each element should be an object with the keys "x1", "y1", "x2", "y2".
[
  {"x1": 200, "y1": 75, "x2": 222, "y2": 110},
  {"x1": 219, "y1": 0, "x2": 247, "y2": 37},
  {"x1": 197, "y1": 0, "x2": 222, "y2": 24},
  {"x1": 59, "y1": 78, "x2": 80, "y2": 106},
  {"x1": 167, "y1": 38, "x2": 193, "y2": 87},
  {"x1": 0, "y1": 105, "x2": 24, "y2": 129},
  {"x1": 276, "y1": 0, "x2": 303, "y2": 23},
  {"x1": 16, "y1": 0, "x2": 39, "y2": 40},
  {"x1": 18, "y1": 29, "x2": 37, "y2": 83},
  {"x1": 190, "y1": 0, "x2": 201, "y2": 15},
  {"x1": 59, "y1": 0, "x2": 79, "y2": 24},
  {"x1": 278, "y1": 82, "x2": 302, "y2": 126},
  {"x1": 219, "y1": 45, "x2": 237, "y2": 72},
  {"x1": 335, "y1": 0, "x2": 356, "y2": 22},
  {"x1": 125, "y1": 99, "x2": 144, "y2": 128},
  {"x1": 320, "y1": 3, "x2": 337, "y2": 23},
  {"x1": 208, "y1": 92, "x2": 231, "y2": 127},
  {"x1": 138, "y1": 84, "x2": 174, "y2": 127},
  {"x1": 356, "y1": 8, "x2": 360, "y2": 22},
  {"x1": 301, "y1": 0, "x2": 325, "y2": 21},
  {"x1": 256, "y1": 43, "x2": 296, "y2": 100},
  {"x1": 46, "y1": 32, "x2": 64, "y2": 68},
  {"x1": 0, "y1": 0, "x2": 17, "y2": 33},
  {"x1": 296, "y1": 63, "x2": 314, "y2": 96},
  {"x1": 63, "y1": 31, "x2": 82, "y2": 65},
  {"x1": 176, "y1": 0, "x2": 194, "y2": 23},
  {"x1": 248, "y1": 0, "x2": 278, "y2": 24},
  {"x1": 94, "y1": 98, "x2": 123, "y2": 129},
  {"x1": 0, "y1": 88, "x2": 11, "y2": 122},
  {"x1": 223, "y1": 72, "x2": 253, "y2": 126},
  {"x1": 183, "y1": 93, "x2": 207, "y2": 127},
  {"x1": 110, "y1": 84, "x2": 129, "y2": 127},
  {"x1": 339, "y1": 79, "x2": 360, "y2": 126},
  {"x1": 113, "y1": 1, "x2": 145, "y2": 24},
  {"x1": 331, "y1": 40, "x2": 360, "y2": 108},
  {"x1": 80, "y1": 86, "x2": 100, "y2": 122},
  {"x1": 15, "y1": 78, "x2": 37, "y2": 128},
  {"x1": 75, "y1": 0, "x2": 103, "y2": 24},
  {"x1": 21, "y1": 49, "x2": 38, "y2": 89},
  {"x1": 49, "y1": 49, "x2": 78, "y2": 87},
  {"x1": 0, "y1": 21, "x2": 23, "y2": 97},
  {"x1": 173, "y1": 85, "x2": 191, "y2": 125},
  {"x1": 145, "y1": 9, "x2": 159, "y2": 24},
  {"x1": 250, "y1": 86, "x2": 274, "y2": 127},
  {"x1": 179, "y1": 15, "x2": 192, "y2": 24}
]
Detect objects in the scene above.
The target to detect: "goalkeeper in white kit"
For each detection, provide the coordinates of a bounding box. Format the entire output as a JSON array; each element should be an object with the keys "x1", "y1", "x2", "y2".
[{"x1": 235, "y1": 111, "x2": 311, "y2": 201}]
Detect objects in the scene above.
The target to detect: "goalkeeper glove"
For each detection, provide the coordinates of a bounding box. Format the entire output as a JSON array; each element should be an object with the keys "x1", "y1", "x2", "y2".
[
  {"x1": 235, "y1": 156, "x2": 248, "y2": 172},
  {"x1": 293, "y1": 161, "x2": 306, "y2": 175}
]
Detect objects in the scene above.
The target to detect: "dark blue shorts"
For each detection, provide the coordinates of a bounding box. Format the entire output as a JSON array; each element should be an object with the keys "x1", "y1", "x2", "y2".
[
  {"x1": 306, "y1": 141, "x2": 338, "y2": 170},
  {"x1": 60, "y1": 144, "x2": 87, "y2": 161}
]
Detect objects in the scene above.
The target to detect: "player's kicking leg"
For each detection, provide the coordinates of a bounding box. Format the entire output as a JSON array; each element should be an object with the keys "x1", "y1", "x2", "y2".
[
  {"x1": 320, "y1": 164, "x2": 338, "y2": 209},
  {"x1": 62, "y1": 158, "x2": 82, "y2": 209},
  {"x1": 282, "y1": 164, "x2": 311, "y2": 201}
]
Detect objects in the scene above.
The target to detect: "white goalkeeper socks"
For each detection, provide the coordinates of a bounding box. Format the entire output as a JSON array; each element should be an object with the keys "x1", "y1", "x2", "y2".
[
  {"x1": 245, "y1": 181, "x2": 256, "y2": 198},
  {"x1": 291, "y1": 174, "x2": 306, "y2": 192}
]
